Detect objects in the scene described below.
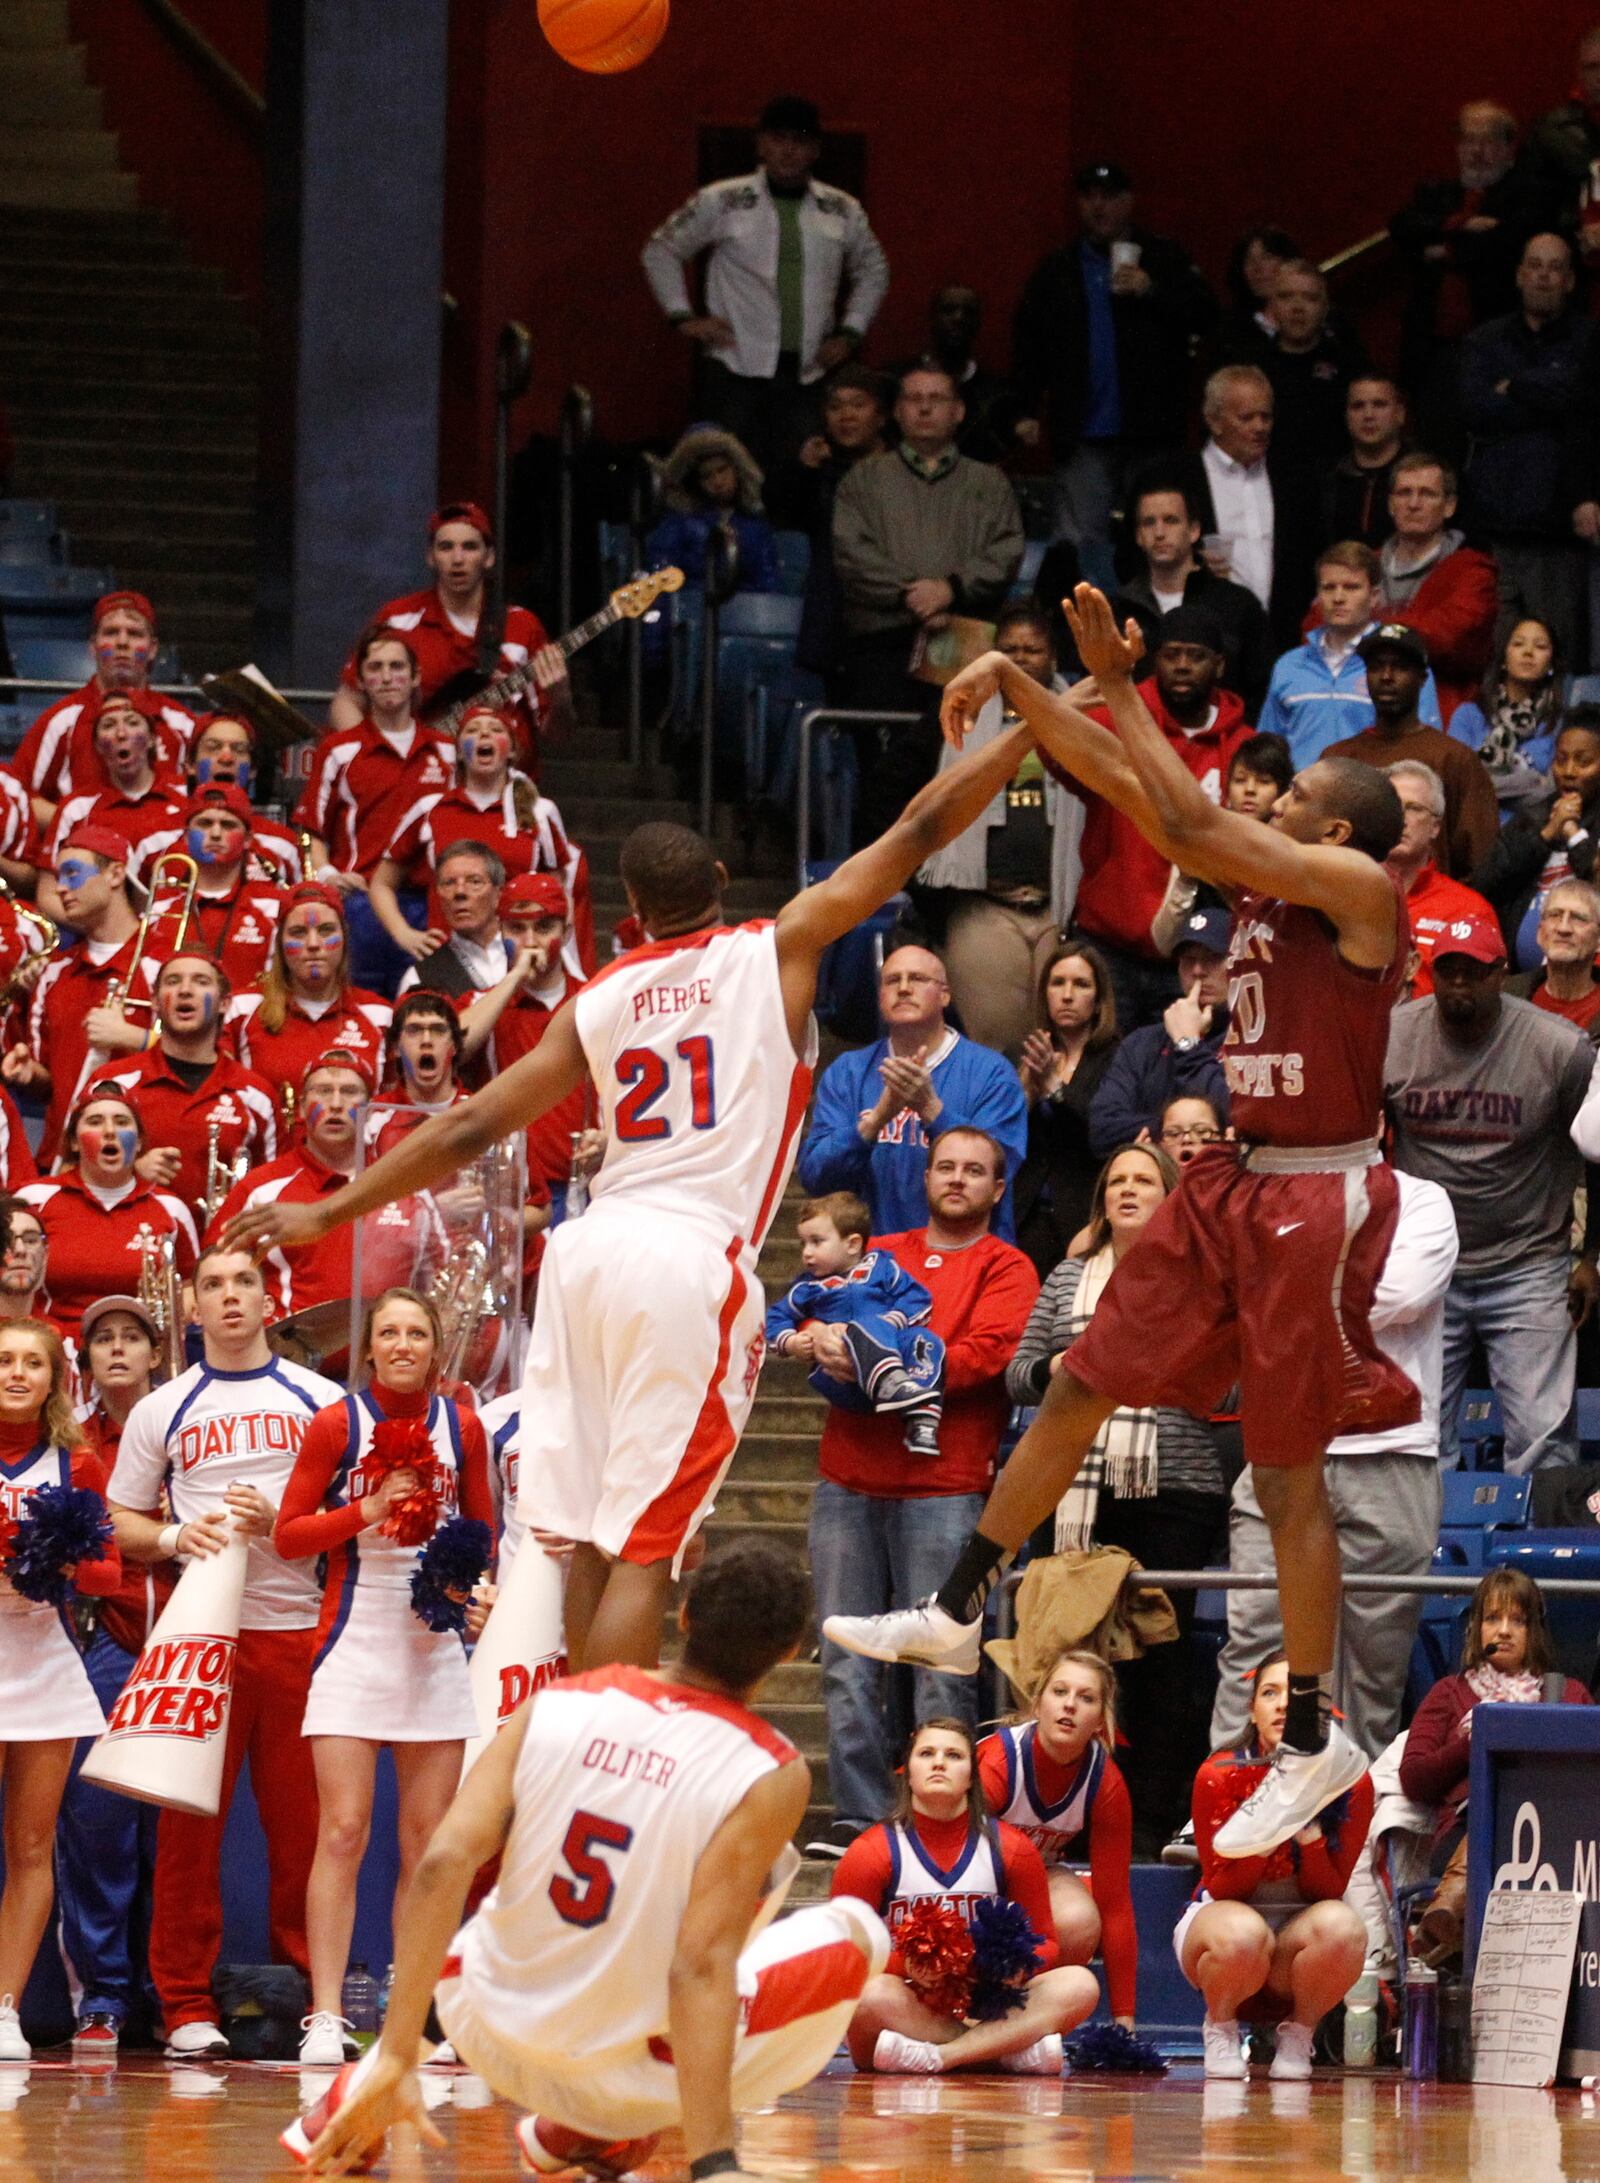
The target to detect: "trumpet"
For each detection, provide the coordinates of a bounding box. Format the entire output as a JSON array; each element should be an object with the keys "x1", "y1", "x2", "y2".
[
  {"x1": 203, "y1": 1112, "x2": 250, "y2": 1226},
  {"x1": 136, "y1": 1223, "x2": 186, "y2": 1381},
  {"x1": 280, "y1": 1079, "x2": 298, "y2": 1131},
  {"x1": 106, "y1": 850, "x2": 201, "y2": 1020}
]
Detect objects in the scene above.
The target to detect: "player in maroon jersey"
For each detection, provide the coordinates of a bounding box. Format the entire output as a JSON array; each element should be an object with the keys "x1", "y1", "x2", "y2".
[{"x1": 827, "y1": 585, "x2": 1414, "y2": 1861}]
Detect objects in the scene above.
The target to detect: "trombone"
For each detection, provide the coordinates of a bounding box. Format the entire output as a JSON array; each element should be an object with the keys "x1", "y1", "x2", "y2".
[{"x1": 105, "y1": 850, "x2": 201, "y2": 1020}]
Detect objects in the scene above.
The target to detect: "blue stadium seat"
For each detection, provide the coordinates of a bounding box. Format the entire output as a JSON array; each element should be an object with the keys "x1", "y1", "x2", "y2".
[
  {"x1": 0, "y1": 501, "x2": 57, "y2": 545},
  {"x1": 0, "y1": 564, "x2": 109, "y2": 606},
  {"x1": 8, "y1": 635, "x2": 93, "y2": 685},
  {"x1": 1440, "y1": 1472, "x2": 1530, "y2": 1533},
  {"x1": 715, "y1": 593, "x2": 804, "y2": 765},
  {"x1": 0, "y1": 535, "x2": 60, "y2": 569},
  {"x1": 1456, "y1": 1388, "x2": 1504, "y2": 1471},
  {"x1": 1484, "y1": 1532, "x2": 1600, "y2": 1681},
  {"x1": 769, "y1": 529, "x2": 811, "y2": 596},
  {"x1": 805, "y1": 858, "x2": 906, "y2": 1041},
  {"x1": 1011, "y1": 538, "x2": 1046, "y2": 597},
  {"x1": 1568, "y1": 674, "x2": 1600, "y2": 708},
  {"x1": 1577, "y1": 1387, "x2": 1600, "y2": 1458},
  {"x1": 0, "y1": 703, "x2": 30, "y2": 755}
]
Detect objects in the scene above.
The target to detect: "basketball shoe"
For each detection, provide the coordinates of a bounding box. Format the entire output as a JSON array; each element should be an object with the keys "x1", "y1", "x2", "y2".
[
  {"x1": 1212, "y1": 1722, "x2": 1367, "y2": 1858},
  {"x1": 515, "y1": 2114, "x2": 661, "y2": 2177},
  {"x1": 823, "y1": 1597, "x2": 981, "y2": 1674}
]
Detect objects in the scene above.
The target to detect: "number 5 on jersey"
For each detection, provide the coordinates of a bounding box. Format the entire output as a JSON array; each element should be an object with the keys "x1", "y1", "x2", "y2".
[
  {"x1": 615, "y1": 1035, "x2": 716, "y2": 1142},
  {"x1": 548, "y1": 1809, "x2": 635, "y2": 1928}
]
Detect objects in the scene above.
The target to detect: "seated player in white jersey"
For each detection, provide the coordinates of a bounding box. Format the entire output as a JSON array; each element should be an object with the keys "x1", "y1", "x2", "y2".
[
  {"x1": 285, "y1": 1541, "x2": 889, "y2": 2183},
  {"x1": 975, "y1": 1649, "x2": 1138, "y2": 2031},
  {"x1": 225, "y1": 720, "x2": 1054, "y2": 1678}
]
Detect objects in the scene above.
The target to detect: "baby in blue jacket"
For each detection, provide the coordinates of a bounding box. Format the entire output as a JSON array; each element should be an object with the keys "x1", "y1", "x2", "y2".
[{"x1": 764, "y1": 1190, "x2": 943, "y2": 1457}]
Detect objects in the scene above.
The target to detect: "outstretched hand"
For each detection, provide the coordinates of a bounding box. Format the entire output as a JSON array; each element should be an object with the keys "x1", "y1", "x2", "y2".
[
  {"x1": 303, "y1": 2050, "x2": 444, "y2": 2174},
  {"x1": 219, "y1": 1196, "x2": 332, "y2": 1262},
  {"x1": 1061, "y1": 585, "x2": 1145, "y2": 685},
  {"x1": 939, "y1": 651, "x2": 1009, "y2": 749}
]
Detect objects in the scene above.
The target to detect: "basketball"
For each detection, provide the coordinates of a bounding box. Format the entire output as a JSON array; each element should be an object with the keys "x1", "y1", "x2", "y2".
[{"x1": 537, "y1": 0, "x2": 670, "y2": 74}]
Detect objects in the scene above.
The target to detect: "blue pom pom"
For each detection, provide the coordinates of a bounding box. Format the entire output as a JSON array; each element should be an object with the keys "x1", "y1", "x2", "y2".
[
  {"x1": 6, "y1": 1483, "x2": 113, "y2": 1607},
  {"x1": 410, "y1": 1517, "x2": 493, "y2": 1634},
  {"x1": 1063, "y1": 2019, "x2": 1168, "y2": 2073},
  {"x1": 968, "y1": 1896, "x2": 1045, "y2": 2020}
]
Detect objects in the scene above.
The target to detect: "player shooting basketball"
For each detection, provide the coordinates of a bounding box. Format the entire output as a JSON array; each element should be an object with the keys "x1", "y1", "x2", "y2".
[{"x1": 827, "y1": 585, "x2": 1417, "y2": 1860}]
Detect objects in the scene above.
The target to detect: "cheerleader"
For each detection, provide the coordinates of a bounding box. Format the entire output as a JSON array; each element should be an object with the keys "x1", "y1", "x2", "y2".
[
  {"x1": 1178, "y1": 1653, "x2": 1372, "y2": 2081},
  {"x1": 830, "y1": 1718, "x2": 1097, "y2": 2075},
  {"x1": 273, "y1": 1285, "x2": 493, "y2": 2067},
  {"x1": 977, "y1": 1648, "x2": 1138, "y2": 2030},
  {"x1": 0, "y1": 1317, "x2": 121, "y2": 2059}
]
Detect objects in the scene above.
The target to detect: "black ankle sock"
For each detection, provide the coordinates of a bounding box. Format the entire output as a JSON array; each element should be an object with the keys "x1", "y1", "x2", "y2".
[
  {"x1": 934, "y1": 1530, "x2": 1011, "y2": 1626},
  {"x1": 1283, "y1": 1672, "x2": 1332, "y2": 1755}
]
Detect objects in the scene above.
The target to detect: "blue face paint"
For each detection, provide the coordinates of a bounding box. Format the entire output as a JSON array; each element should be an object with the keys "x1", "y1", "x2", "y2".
[
  {"x1": 115, "y1": 1126, "x2": 138, "y2": 1166},
  {"x1": 186, "y1": 824, "x2": 218, "y2": 867},
  {"x1": 56, "y1": 858, "x2": 99, "y2": 893}
]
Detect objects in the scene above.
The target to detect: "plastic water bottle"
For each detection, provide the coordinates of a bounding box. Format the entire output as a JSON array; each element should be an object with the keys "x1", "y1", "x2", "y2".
[
  {"x1": 1343, "y1": 1970, "x2": 1379, "y2": 2067},
  {"x1": 378, "y1": 1965, "x2": 393, "y2": 2025},
  {"x1": 1404, "y1": 1961, "x2": 1439, "y2": 2081},
  {"x1": 341, "y1": 1962, "x2": 379, "y2": 2045}
]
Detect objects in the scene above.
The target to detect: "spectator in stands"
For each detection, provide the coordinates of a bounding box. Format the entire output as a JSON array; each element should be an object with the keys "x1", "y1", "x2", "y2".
[
  {"x1": 895, "y1": 285, "x2": 1022, "y2": 466},
  {"x1": 1113, "y1": 474, "x2": 1271, "y2": 715},
  {"x1": 1209, "y1": 1170, "x2": 1458, "y2": 1765},
  {"x1": 1320, "y1": 375, "x2": 1410, "y2": 551},
  {"x1": 799, "y1": 944, "x2": 1028, "y2": 1240},
  {"x1": 807, "y1": 1130, "x2": 1039, "y2": 1854},
  {"x1": 1185, "y1": 364, "x2": 1322, "y2": 651},
  {"x1": 0, "y1": 1202, "x2": 48, "y2": 1323},
  {"x1": 1373, "y1": 453, "x2": 1498, "y2": 720},
  {"x1": 296, "y1": 625, "x2": 454, "y2": 994},
  {"x1": 132, "y1": 713, "x2": 301, "y2": 890},
  {"x1": 327, "y1": 503, "x2": 570, "y2": 763},
  {"x1": 8, "y1": 590, "x2": 194, "y2": 827},
  {"x1": 388, "y1": 838, "x2": 510, "y2": 994},
  {"x1": 371, "y1": 994, "x2": 468, "y2": 1141},
  {"x1": 1386, "y1": 906, "x2": 1597, "y2": 1473},
  {"x1": 1384, "y1": 760, "x2": 1498, "y2": 999},
  {"x1": 645, "y1": 425, "x2": 782, "y2": 640},
  {"x1": 141, "y1": 784, "x2": 287, "y2": 992},
  {"x1": 1449, "y1": 615, "x2": 1564, "y2": 813},
  {"x1": 763, "y1": 363, "x2": 888, "y2": 680},
  {"x1": 1511, "y1": 876, "x2": 1600, "y2": 1033},
  {"x1": 1254, "y1": 259, "x2": 1367, "y2": 471},
  {"x1": 229, "y1": 882, "x2": 391, "y2": 1122},
  {"x1": 1472, "y1": 713, "x2": 1600, "y2": 967},
  {"x1": 1064, "y1": 610, "x2": 1248, "y2": 1029},
  {"x1": 1214, "y1": 225, "x2": 1301, "y2": 360},
  {"x1": 1156, "y1": 1092, "x2": 1228, "y2": 1166},
  {"x1": 84, "y1": 952, "x2": 277, "y2": 1223},
  {"x1": 1181, "y1": 1655, "x2": 1372, "y2": 2082},
  {"x1": 1012, "y1": 160, "x2": 1217, "y2": 552},
  {"x1": 4, "y1": 827, "x2": 171, "y2": 1163},
  {"x1": 1400, "y1": 1569, "x2": 1592, "y2": 1967},
  {"x1": 832, "y1": 365, "x2": 1023, "y2": 839},
  {"x1": 1013, "y1": 942, "x2": 1121, "y2": 1282},
  {"x1": 1260, "y1": 542, "x2": 1442, "y2": 768},
  {"x1": 18, "y1": 1091, "x2": 198, "y2": 1346},
  {"x1": 1520, "y1": 24, "x2": 1600, "y2": 238},
  {"x1": 1088, "y1": 905, "x2": 1231, "y2": 1160},
  {"x1": 1392, "y1": 101, "x2": 1558, "y2": 435},
  {"x1": 917, "y1": 604, "x2": 1085, "y2": 1059},
  {"x1": 1459, "y1": 233, "x2": 1596, "y2": 662},
  {"x1": 36, "y1": 695, "x2": 187, "y2": 911},
  {"x1": 643, "y1": 94, "x2": 888, "y2": 469},
  {"x1": 1008, "y1": 1141, "x2": 1225, "y2": 1851},
  {"x1": 1324, "y1": 624, "x2": 1498, "y2": 877},
  {"x1": 1149, "y1": 733, "x2": 1295, "y2": 960}
]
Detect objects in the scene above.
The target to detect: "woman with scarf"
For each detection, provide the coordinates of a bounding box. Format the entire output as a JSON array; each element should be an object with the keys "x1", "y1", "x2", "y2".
[
  {"x1": 1180, "y1": 1653, "x2": 1372, "y2": 2081},
  {"x1": 1005, "y1": 1141, "x2": 1226, "y2": 1854},
  {"x1": 274, "y1": 1286, "x2": 493, "y2": 2067},
  {"x1": 1449, "y1": 616, "x2": 1564, "y2": 816},
  {"x1": 1400, "y1": 1568, "x2": 1590, "y2": 1968}
]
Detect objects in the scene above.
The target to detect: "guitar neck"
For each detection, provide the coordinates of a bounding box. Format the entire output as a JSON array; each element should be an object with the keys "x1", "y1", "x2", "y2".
[{"x1": 467, "y1": 601, "x2": 622, "y2": 716}]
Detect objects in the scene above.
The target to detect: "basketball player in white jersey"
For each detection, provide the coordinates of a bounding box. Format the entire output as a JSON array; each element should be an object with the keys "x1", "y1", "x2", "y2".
[
  {"x1": 226, "y1": 722, "x2": 1046, "y2": 1674},
  {"x1": 108, "y1": 1245, "x2": 343, "y2": 2056},
  {"x1": 287, "y1": 1540, "x2": 888, "y2": 2181}
]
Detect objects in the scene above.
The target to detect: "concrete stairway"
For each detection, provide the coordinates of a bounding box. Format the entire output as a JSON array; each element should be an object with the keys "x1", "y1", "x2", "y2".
[{"x1": 0, "y1": 1, "x2": 135, "y2": 213}]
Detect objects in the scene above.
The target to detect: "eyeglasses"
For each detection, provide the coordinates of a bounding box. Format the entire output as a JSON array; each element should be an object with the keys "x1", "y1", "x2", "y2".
[{"x1": 1161, "y1": 1126, "x2": 1222, "y2": 1144}]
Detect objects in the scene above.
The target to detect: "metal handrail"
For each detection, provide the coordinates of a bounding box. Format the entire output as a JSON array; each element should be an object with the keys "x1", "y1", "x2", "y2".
[
  {"x1": 1121, "y1": 1568, "x2": 1600, "y2": 1599},
  {"x1": 136, "y1": 0, "x2": 265, "y2": 131},
  {"x1": 0, "y1": 676, "x2": 336, "y2": 706},
  {"x1": 794, "y1": 707, "x2": 922, "y2": 886},
  {"x1": 1319, "y1": 229, "x2": 1389, "y2": 277}
]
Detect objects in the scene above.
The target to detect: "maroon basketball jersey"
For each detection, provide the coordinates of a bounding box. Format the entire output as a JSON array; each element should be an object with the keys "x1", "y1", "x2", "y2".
[{"x1": 1220, "y1": 873, "x2": 1408, "y2": 1148}]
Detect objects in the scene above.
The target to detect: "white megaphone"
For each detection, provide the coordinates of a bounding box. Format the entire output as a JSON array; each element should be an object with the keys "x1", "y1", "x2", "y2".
[
  {"x1": 80, "y1": 1531, "x2": 249, "y2": 1817},
  {"x1": 462, "y1": 1537, "x2": 567, "y2": 1778}
]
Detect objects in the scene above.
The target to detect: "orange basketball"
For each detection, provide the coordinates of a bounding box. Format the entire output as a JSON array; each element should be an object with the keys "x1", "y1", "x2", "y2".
[{"x1": 537, "y1": 0, "x2": 670, "y2": 73}]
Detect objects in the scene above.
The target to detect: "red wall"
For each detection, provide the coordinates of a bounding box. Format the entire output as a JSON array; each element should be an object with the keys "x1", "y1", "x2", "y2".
[{"x1": 70, "y1": 0, "x2": 265, "y2": 308}]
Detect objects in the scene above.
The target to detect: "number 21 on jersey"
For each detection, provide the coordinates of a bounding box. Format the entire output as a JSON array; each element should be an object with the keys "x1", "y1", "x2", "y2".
[{"x1": 614, "y1": 1034, "x2": 716, "y2": 1142}]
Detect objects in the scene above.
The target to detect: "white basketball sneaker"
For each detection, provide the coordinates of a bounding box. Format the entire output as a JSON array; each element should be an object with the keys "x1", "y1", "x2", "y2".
[
  {"x1": 1201, "y1": 2016, "x2": 1246, "y2": 2080},
  {"x1": 1212, "y1": 1722, "x2": 1368, "y2": 1859},
  {"x1": 1000, "y1": 2032, "x2": 1063, "y2": 2074},
  {"x1": 1269, "y1": 2020, "x2": 1315, "y2": 2081},
  {"x1": 872, "y1": 2030, "x2": 944, "y2": 2074},
  {"x1": 298, "y1": 2012, "x2": 356, "y2": 2067},
  {"x1": 823, "y1": 1597, "x2": 981, "y2": 1674},
  {"x1": 0, "y1": 1997, "x2": 29, "y2": 2063}
]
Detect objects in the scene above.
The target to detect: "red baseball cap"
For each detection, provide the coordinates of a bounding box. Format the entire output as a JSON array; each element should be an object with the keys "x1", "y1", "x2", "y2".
[
  {"x1": 300, "y1": 1046, "x2": 375, "y2": 1094},
  {"x1": 193, "y1": 708, "x2": 258, "y2": 747},
  {"x1": 60, "y1": 824, "x2": 129, "y2": 868},
  {"x1": 502, "y1": 872, "x2": 568, "y2": 918},
  {"x1": 284, "y1": 880, "x2": 347, "y2": 921},
  {"x1": 186, "y1": 781, "x2": 254, "y2": 828},
  {"x1": 92, "y1": 589, "x2": 157, "y2": 633},
  {"x1": 430, "y1": 500, "x2": 493, "y2": 544},
  {"x1": 1431, "y1": 910, "x2": 1506, "y2": 967}
]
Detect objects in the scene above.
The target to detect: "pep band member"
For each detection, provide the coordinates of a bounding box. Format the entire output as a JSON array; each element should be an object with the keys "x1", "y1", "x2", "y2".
[
  {"x1": 830, "y1": 1717, "x2": 1096, "y2": 2075},
  {"x1": 230, "y1": 883, "x2": 391, "y2": 1117},
  {"x1": 0, "y1": 1316, "x2": 121, "y2": 2060},
  {"x1": 275, "y1": 1285, "x2": 493, "y2": 2066}
]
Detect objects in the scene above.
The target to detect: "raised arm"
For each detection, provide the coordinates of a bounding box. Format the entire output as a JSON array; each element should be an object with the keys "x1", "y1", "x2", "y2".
[
  {"x1": 220, "y1": 1005, "x2": 589, "y2": 1261},
  {"x1": 1063, "y1": 586, "x2": 1397, "y2": 965}
]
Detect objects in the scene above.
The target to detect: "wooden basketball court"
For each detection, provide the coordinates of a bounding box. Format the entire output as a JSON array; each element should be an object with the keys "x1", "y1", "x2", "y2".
[{"x1": 7, "y1": 2054, "x2": 1598, "y2": 2180}]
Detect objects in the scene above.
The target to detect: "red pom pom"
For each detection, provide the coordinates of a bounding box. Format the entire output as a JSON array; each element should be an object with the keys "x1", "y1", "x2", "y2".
[
  {"x1": 896, "y1": 1900, "x2": 975, "y2": 2022},
  {"x1": 368, "y1": 1417, "x2": 443, "y2": 1544}
]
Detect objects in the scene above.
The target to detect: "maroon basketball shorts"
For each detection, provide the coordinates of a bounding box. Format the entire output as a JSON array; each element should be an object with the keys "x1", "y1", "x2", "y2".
[{"x1": 1065, "y1": 1142, "x2": 1419, "y2": 1469}]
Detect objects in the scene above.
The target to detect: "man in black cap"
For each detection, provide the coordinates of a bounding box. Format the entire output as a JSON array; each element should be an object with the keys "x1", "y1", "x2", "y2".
[
  {"x1": 1087, "y1": 900, "x2": 1233, "y2": 1154},
  {"x1": 1012, "y1": 160, "x2": 1216, "y2": 561},
  {"x1": 1323, "y1": 623, "x2": 1498, "y2": 878},
  {"x1": 642, "y1": 95, "x2": 889, "y2": 470}
]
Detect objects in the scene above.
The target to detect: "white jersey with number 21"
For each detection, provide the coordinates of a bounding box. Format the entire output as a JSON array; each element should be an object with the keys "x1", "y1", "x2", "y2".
[{"x1": 574, "y1": 921, "x2": 815, "y2": 1255}]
